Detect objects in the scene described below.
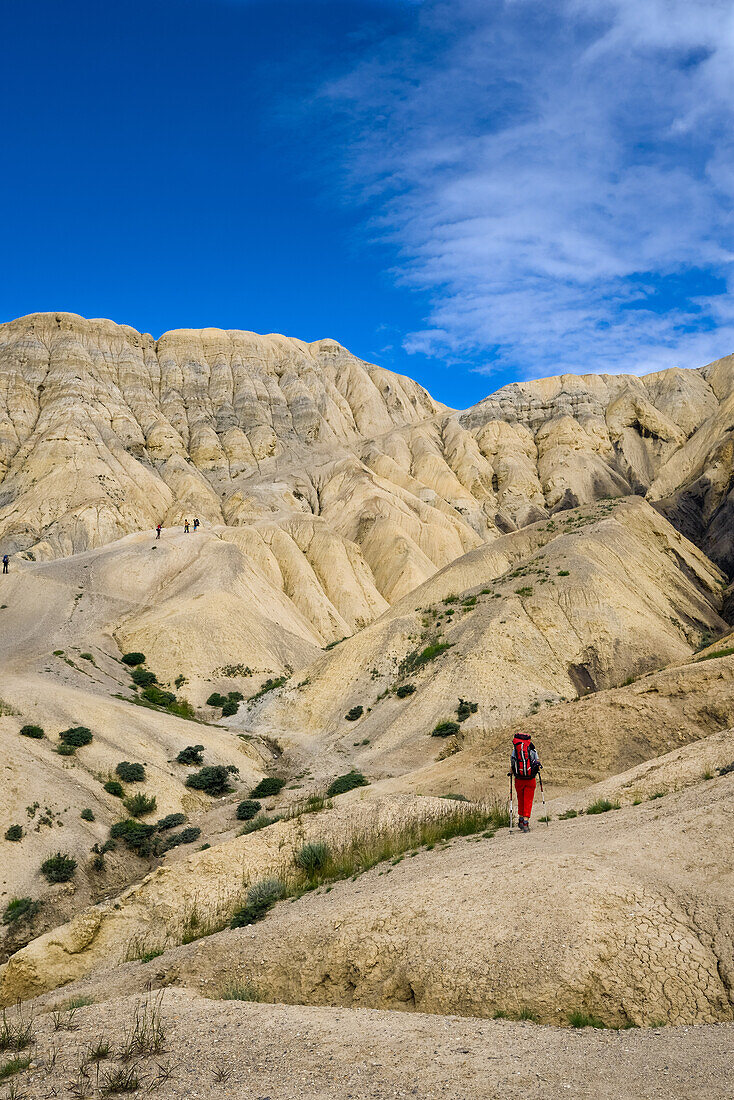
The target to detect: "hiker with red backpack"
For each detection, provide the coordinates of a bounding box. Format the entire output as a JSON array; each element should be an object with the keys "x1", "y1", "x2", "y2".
[{"x1": 509, "y1": 732, "x2": 542, "y2": 832}]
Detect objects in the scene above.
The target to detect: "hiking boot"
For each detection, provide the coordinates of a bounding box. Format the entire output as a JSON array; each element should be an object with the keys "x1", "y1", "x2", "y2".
[{"x1": 518, "y1": 818, "x2": 529, "y2": 832}]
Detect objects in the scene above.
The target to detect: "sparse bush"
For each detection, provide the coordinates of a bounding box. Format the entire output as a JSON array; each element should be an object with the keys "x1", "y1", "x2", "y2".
[
  {"x1": 230, "y1": 878, "x2": 285, "y2": 927},
  {"x1": 123, "y1": 793, "x2": 157, "y2": 818},
  {"x1": 56, "y1": 742, "x2": 76, "y2": 756},
  {"x1": 294, "y1": 841, "x2": 329, "y2": 876},
  {"x1": 80, "y1": 652, "x2": 95, "y2": 662},
  {"x1": 398, "y1": 642, "x2": 453, "y2": 678},
  {"x1": 515, "y1": 586, "x2": 533, "y2": 597},
  {"x1": 141, "y1": 685, "x2": 175, "y2": 707},
  {"x1": 167, "y1": 698, "x2": 196, "y2": 719},
  {"x1": 248, "y1": 676, "x2": 288, "y2": 703},
  {"x1": 431, "y1": 720, "x2": 460, "y2": 738},
  {"x1": 456, "y1": 699, "x2": 478, "y2": 722},
  {"x1": 156, "y1": 813, "x2": 186, "y2": 831},
  {"x1": 558, "y1": 809, "x2": 578, "y2": 819},
  {"x1": 236, "y1": 799, "x2": 262, "y2": 821},
  {"x1": 4, "y1": 825, "x2": 23, "y2": 842},
  {"x1": 697, "y1": 646, "x2": 734, "y2": 662},
  {"x1": 249, "y1": 776, "x2": 285, "y2": 799},
  {"x1": 221, "y1": 699, "x2": 238, "y2": 717},
  {"x1": 220, "y1": 984, "x2": 261, "y2": 1001},
  {"x1": 557, "y1": 570, "x2": 570, "y2": 577},
  {"x1": 0, "y1": 1055, "x2": 31, "y2": 1080},
  {"x1": 121, "y1": 652, "x2": 146, "y2": 666},
  {"x1": 116, "y1": 761, "x2": 146, "y2": 783},
  {"x1": 19, "y1": 724, "x2": 44, "y2": 739},
  {"x1": 441, "y1": 793, "x2": 468, "y2": 802},
  {"x1": 109, "y1": 819, "x2": 156, "y2": 855},
  {"x1": 103, "y1": 779, "x2": 125, "y2": 798},
  {"x1": 40, "y1": 852, "x2": 77, "y2": 883},
  {"x1": 2, "y1": 897, "x2": 41, "y2": 925},
  {"x1": 238, "y1": 814, "x2": 278, "y2": 836},
  {"x1": 206, "y1": 693, "x2": 227, "y2": 708},
  {"x1": 176, "y1": 744, "x2": 204, "y2": 766},
  {"x1": 395, "y1": 684, "x2": 416, "y2": 698},
  {"x1": 186, "y1": 765, "x2": 232, "y2": 796},
  {"x1": 568, "y1": 1011, "x2": 608, "y2": 1029},
  {"x1": 586, "y1": 798, "x2": 620, "y2": 815},
  {"x1": 80, "y1": 808, "x2": 95, "y2": 822},
  {"x1": 327, "y1": 770, "x2": 369, "y2": 797},
  {"x1": 345, "y1": 706, "x2": 363, "y2": 721},
  {"x1": 59, "y1": 726, "x2": 93, "y2": 747}
]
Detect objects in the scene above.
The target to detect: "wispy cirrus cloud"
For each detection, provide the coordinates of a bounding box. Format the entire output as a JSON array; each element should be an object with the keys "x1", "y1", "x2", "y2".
[{"x1": 321, "y1": 0, "x2": 734, "y2": 379}]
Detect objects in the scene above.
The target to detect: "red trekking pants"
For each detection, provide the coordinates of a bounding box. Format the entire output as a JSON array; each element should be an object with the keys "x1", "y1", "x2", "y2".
[{"x1": 514, "y1": 777, "x2": 536, "y2": 820}]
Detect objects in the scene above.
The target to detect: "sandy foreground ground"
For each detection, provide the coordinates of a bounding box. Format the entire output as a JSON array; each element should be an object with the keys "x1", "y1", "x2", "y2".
[{"x1": 6, "y1": 988, "x2": 734, "y2": 1100}]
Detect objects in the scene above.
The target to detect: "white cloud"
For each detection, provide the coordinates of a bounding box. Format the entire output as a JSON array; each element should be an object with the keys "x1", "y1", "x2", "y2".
[{"x1": 322, "y1": 0, "x2": 734, "y2": 378}]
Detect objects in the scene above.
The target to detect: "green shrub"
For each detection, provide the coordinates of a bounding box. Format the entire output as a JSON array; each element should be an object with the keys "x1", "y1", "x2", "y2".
[
  {"x1": 431, "y1": 720, "x2": 460, "y2": 737},
  {"x1": 206, "y1": 693, "x2": 227, "y2": 708},
  {"x1": 236, "y1": 799, "x2": 262, "y2": 821},
  {"x1": 59, "y1": 726, "x2": 93, "y2": 747},
  {"x1": 220, "y1": 984, "x2": 261, "y2": 1001},
  {"x1": 221, "y1": 699, "x2": 239, "y2": 717},
  {"x1": 0, "y1": 1056, "x2": 31, "y2": 1081},
  {"x1": 131, "y1": 667, "x2": 157, "y2": 687},
  {"x1": 109, "y1": 819, "x2": 156, "y2": 855},
  {"x1": 586, "y1": 798, "x2": 620, "y2": 815},
  {"x1": 249, "y1": 777, "x2": 285, "y2": 799},
  {"x1": 568, "y1": 1011, "x2": 608, "y2": 1029},
  {"x1": 123, "y1": 793, "x2": 157, "y2": 818},
  {"x1": 121, "y1": 652, "x2": 146, "y2": 666},
  {"x1": 327, "y1": 771, "x2": 369, "y2": 797},
  {"x1": 141, "y1": 685, "x2": 175, "y2": 707},
  {"x1": 80, "y1": 652, "x2": 95, "y2": 662},
  {"x1": 515, "y1": 586, "x2": 533, "y2": 597},
  {"x1": 5, "y1": 825, "x2": 23, "y2": 841},
  {"x1": 103, "y1": 779, "x2": 124, "y2": 798},
  {"x1": 80, "y1": 808, "x2": 95, "y2": 822},
  {"x1": 456, "y1": 699, "x2": 478, "y2": 722},
  {"x1": 2, "y1": 897, "x2": 41, "y2": 925},
  {"x1": 40, "y1": 852, "x2": 77, "y2": 883},
  {"x1": 156, "y1": 813, "x2": 186, "y2": 831},
  {"x1": 398, "y1": 642, "x2": 453, "y2": 677},
  {"x1": 557, "y1": 570, "x2": 570, "y2": 577},
  {"x1": 441, "y1": 793, "x2": 469, "y2": 802},
  {"x1": 238, "y1": 814, "x2": 278, "y2": 835},
  {"x1": 116, "y1": 761, "x2": 146, "y2": 783},
  {"x1": 186, "y1": 765, "x2": 232, "y2": 796},
  {"x1": 19, "y1": 724, "x2": 44, "y2": 739},
  {"x1": 159, "y1": 826, "x2": 201, "y2": 852},
  {"x1": 56, "y1": 742, "x2": 76, "y2": 756},
  {"x1": 345, "y1": 706, "x2": 363, "y2": 721},
  {"x1": 167, "y1": 698, "x2": 196, "y2": 719},
  {"x1": 176, "y1": 745, "x2": 204, "y2": 766},
  {"x1": 558, "y1": 809, "x2": 578, "y2": 819},
  {"x1": 230, "y1": 878, "x2": 285, "y2": 927},
  {"x1": 247, "y1": 676, "x2": 288, "y2": 703},
  {"x1": 395, "y1": 684, "x2": 416, "y2": 698},
  {"x1": 294, "y1": 841, "x2": 330, "y2": 876},
  {"x1": 227, "y1": 691, "x2": 244, "y2": 702}
]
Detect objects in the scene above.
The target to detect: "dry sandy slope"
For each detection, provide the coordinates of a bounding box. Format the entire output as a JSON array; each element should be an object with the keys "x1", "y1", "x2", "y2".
[
  {"x1": 245, "y1": 497, "x2": 728, "y2": 779},
  {"x1": 7, "y1": 988, "x2": 734, "y2": 1100},
  {"x1": 4, "y1": 757, "x2": 732, "y2": 1027}
]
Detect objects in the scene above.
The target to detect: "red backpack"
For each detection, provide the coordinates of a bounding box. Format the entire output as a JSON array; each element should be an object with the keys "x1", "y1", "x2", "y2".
[{"x1": 511, "y1": 733, "x2": 540, "y2": 778}]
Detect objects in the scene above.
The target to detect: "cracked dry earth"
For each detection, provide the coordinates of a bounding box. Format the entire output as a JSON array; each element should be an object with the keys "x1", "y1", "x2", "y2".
[{"x1": 7, "y1": 989, "x2": 734, "y2": 1100}]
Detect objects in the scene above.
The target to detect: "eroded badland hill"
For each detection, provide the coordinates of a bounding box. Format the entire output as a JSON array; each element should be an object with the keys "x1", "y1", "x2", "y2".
[{"x1": 0, "y1": 312, "x2": 732, "y2": 1099}]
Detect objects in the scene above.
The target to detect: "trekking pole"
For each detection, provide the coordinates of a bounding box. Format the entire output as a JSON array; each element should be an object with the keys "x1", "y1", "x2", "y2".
[
  {"x1": 538, "y1": 771, "x2": 548, "y2": 825},
  {"x1": 508, "y1": 772, "x2": 514, "y2": 834}
]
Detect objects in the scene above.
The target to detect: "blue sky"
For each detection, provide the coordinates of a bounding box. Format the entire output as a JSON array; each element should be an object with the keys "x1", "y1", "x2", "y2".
[{"x1": 3, "y1": 0, "x2": 734, "y2": 408}]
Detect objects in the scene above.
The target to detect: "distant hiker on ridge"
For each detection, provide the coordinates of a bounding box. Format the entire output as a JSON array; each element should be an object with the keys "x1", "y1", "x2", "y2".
[
  {"x1": 156, "y1": 524, "x2": 162, "y2": 540},
  {"x1": 193, "y1": 517, "x2": 199, "y2": 531},
  {"x1": 184, "y1": 519, "x2": 190, "y2": 533},
  {"x1": 2, "y1": 554, "x2": 8, "y2": 574},
  {"x1": 510, "y1": 731, "x2": 542, "y2": 833}
]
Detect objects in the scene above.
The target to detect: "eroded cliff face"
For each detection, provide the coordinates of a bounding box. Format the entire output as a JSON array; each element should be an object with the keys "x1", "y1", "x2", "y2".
[{"x1": 0, "y1": 312, "x2": 732, "y2": 610}]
